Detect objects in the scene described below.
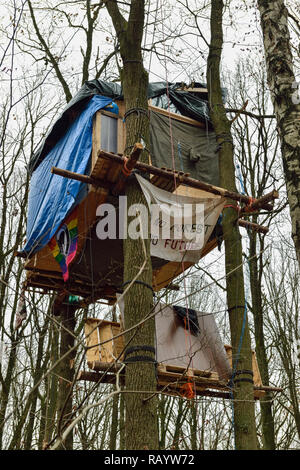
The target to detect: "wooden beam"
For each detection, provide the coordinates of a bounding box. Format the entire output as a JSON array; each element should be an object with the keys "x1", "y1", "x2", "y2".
[
  {"x1": 51, "y1": 167, "x2": 111, "y2": 189},
  {"x1": 240, "y1": 192, "x2": 278, "y2": 214},
  {"x1": 238, "y1": 219, "x2": 269, "y2": 234},
  {"x1": 51, "y1": 151, "x2": 278, "y2": 212},
  {"x1": 98, "y1": 150, "x2": 279, "y2": 210},
  {"x1": 148, "y1": 104, "x2": 206, "y2": 129},
  {"x1": 111, "y1": 142, "x2": 144, "y2": 195}
]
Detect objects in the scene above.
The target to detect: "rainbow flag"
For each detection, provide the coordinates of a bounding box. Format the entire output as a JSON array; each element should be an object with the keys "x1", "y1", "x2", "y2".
[{"x1": 49, "y1": 208, "x2": 78, "y2": 282}]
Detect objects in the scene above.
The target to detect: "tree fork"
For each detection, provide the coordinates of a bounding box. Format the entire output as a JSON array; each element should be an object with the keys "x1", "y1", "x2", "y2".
[{"x1": 207, "y1": 0, "x2": 257, "y2": 449}]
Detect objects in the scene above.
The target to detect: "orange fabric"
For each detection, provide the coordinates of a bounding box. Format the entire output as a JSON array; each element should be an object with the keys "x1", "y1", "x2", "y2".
[
  {"x1": 243, "y1": 197, "x2": 257, "y2": 213},
  {"x1": 180, "y1": 381, "x2": 195, "y2": 399},
  {"x1": 121, "y1": 157, "x2": 132, "y2": 177}
]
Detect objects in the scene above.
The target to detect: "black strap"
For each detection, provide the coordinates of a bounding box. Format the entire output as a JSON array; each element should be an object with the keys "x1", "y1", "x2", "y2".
[
  {"x1": 123, "y1": 345, "x2": 157, "y2": 366},
  {"x1": 227, "y1": 305, "x2": 246, "y2": 313},
  {"x1": 122, "y1": 280, "x2": 154, "y2": 295},
  {"x1": 233, "y1": 377, "x2": 254, "y2": 385},
  {"x1": 124, "y1": 355, "x2": 157, "y2": 365},
  {"x1": 234, "y1": 369, "x2": 254, "y2": 377},
  {"x1": 124, "y1": 345, "x2": 156, "y2": 360}
]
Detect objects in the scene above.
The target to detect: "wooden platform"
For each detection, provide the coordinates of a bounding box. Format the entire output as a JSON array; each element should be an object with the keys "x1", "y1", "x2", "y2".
[
  {"x1": 78, "y1": 360, "x2": 281, "y2": 400},
  {"x1": 23, "y1": 152, "x2": 221, "y2": 302},
  {"x1": 22, "y1": 100, "x2": 276, "y2": 303},
  {"x1": 80, "y1": 319, "x2": 282, "y2": 400}
]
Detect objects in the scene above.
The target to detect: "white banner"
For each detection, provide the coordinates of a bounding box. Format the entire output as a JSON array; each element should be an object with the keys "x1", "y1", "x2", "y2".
[{"x1": 136, "y1": 174, "x2": 225, "y2": 263}]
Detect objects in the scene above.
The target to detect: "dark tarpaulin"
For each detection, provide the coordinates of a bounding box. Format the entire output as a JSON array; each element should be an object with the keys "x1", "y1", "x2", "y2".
[
  {"x1": 173, "y1": 305, "x2": 200, "y2": 336},
  {"x1": 149, "y1": 110, "x2": 219, "y2": 185},
  {"x1": 29, "y1": 79, "x2": 214, "y2": 174}
]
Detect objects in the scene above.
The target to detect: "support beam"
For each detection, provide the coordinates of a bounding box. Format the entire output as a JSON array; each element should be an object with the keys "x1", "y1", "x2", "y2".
[
  {"x1": 238, "y1": 219, "x2": 269, "y2": 234},
  {"x1": 98, "y1": 150, "x2": 278, "y2": 210},
  {"x1": 51, "y1": 152, "x2": 279, "y2": 211},
  {"x1": 51, "y1": 167, "x2": 111, "y2": 189}
]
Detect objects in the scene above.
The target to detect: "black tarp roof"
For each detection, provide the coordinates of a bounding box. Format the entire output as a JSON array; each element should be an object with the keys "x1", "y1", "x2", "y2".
[{"x1": 29, "y1": 80, "x2": 216, "y2": 174}]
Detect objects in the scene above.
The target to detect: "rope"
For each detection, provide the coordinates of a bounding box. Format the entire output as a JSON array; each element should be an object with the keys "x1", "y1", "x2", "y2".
[
  {"x1": 123, "y1": 107, "x2": 149, "y2": 121},
  {"x1": 121, "y1": 157, "x2": 132, "y2": 177},
  {"x1": 177, "y1": 141, "x2": 184, "y2": 172}
]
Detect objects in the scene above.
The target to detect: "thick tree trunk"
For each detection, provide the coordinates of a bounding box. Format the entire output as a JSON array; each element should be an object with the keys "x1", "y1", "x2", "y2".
[
  {"x1": 258, "y1": 0, "x2": 300, "y2": 268},
  {"x1": 105, "y1": 0, "x2": 159, "y2": 450},
  {"x1": 56, "y1": 305, "x2": 76, "y2": 450},
  {"x1": 207, "y1": 0, "x2": 257, "y2": 450},
  {"x1": 42, "y1": 321, "x2": 59, "y2": 449}
]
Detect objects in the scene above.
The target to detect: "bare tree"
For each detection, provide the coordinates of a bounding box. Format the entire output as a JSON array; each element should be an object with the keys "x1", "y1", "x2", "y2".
[{"x1": 258, "y1": 0, "x2": 300, "y2": 269}]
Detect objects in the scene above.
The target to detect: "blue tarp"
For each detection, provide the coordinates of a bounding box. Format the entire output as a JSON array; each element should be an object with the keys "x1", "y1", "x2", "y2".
[{"x1": 22, "y1": 95, "x2": 118, "y2": 256}]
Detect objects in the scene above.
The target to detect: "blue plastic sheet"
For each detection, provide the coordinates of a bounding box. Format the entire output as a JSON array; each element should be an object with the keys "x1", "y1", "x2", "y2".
[{"x1": 22, "y1": 95, "x2": 118, "y2": 255}]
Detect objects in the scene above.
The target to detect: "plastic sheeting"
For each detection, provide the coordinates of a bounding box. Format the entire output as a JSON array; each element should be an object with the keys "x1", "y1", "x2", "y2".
[
  {"x1": 155, "y1": 304, "x2": 232, "y2": 381},
  {"x1": 29, "y1": 79, "x2": 220, "y2": 174},
  {"x1": 22, "y1": 95, "x2": 118, "y2": 256},
  {"x1": 150, "y1": 110, "x2": 219, "y2": 185}
]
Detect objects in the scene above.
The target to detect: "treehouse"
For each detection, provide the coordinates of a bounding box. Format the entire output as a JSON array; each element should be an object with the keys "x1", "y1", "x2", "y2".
[
  {"x1": 79, "y1": 303, "x2": 281, "y2": 399},
  {"x1": 19, "y1": 79, "x2": 280, "y2": 399},
  {"x1": 18, "y1": 81, "x2": 223, "y2": 301},
  {"x1": 20, "y1": 80, "x2": 277, "y2": 304}
]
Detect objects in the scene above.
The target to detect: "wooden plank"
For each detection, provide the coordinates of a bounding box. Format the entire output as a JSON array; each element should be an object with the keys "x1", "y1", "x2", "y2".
[
  {"x1": 224, "y1": 344, "x2": 263, "y2": 389},
  {"x1": 106, "y1": 160, "x2": 122, "y2": 183},
  {"x1": 111, "y1": 325, "x2": 125, "y2": 359},
  {"x1": 157, "y1": 363, "x2": 213, "y2": 379},
  {"x1": 99, "y1": 324, "x2": 115, "y2": 363},
  {"x1": 148, "y1": 104, "x2": 206, "y2": 129},
  {"x1": 115, "y1": 100, "x2": 125, "y2": 118},
  {"x1": 92, "y1": 111, "x2": 101, "y2": 171},
  {"x1": 153, "y1": 261, "x2": 193, "y2": 291},
  {"x1": 85, "y1": 319, "x2": 100, "y2": 363},
  {"x1": 87, "y1": 361, "x2": 123, "y2": 372},
  {"x1": 175, "y1": 87, "x2": 208, "y2": 94},
  {"x1": 77, "y1": 371, "x2": 122, "y2": 384}
]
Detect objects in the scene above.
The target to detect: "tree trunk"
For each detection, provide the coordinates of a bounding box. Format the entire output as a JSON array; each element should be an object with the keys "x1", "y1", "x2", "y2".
[
  {"x1": 42, "y1": 321, "x2": 59, "y2": 449},
  {"x1": 105, "y1": 0, "x2": 159, "y2": 450},
  {"x1": 258, "y1": 0, "x2": 300, "y2": 268},
  {"x1": 56, "y1": 305, "x2": 76, "y2": 450},
  {"x1": 248, "y1": 229, "x2": 276, "y2": 449},
  {"x1": 207, "y1": 0, "x2": 257, "y2": 450},
  {"x1": 109, "y1": 391, "x2": 119, "y2": 450}
]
